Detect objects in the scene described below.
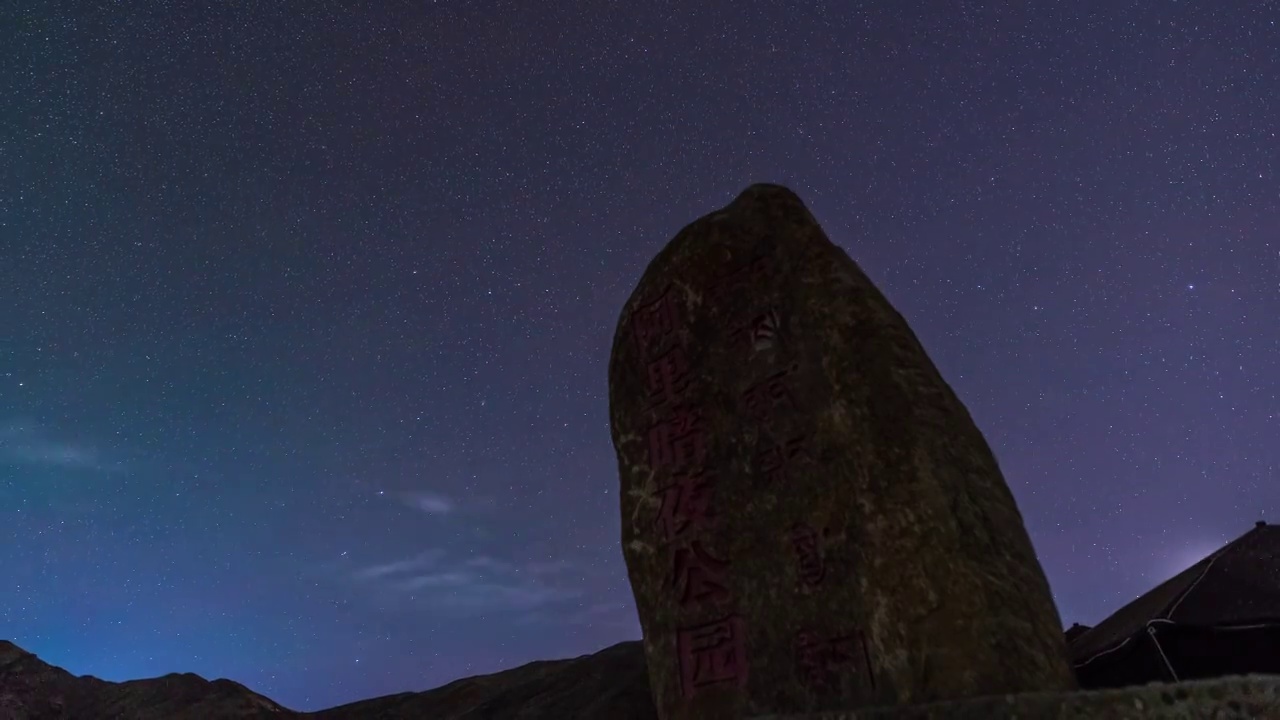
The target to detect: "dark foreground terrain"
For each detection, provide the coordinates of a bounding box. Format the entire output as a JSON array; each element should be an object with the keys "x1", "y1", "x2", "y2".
[{"x1": 0, "y1": 640, "x2": 655, "y2": 719}]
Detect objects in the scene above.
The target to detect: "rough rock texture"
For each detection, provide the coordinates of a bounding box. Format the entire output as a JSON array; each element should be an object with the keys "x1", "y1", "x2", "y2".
[
  {"x1": 0, "y1": 639, "x2": 657, "y2": 719},
  {"x1": 0, "y1": 640, "x2": 289, "y2": 719},
  {"x1": 749, "y1": 675, "x2": 1280, "y2": 719},
  {"x1": 608, "y1": 184, "x2": 1076, "y2": 719}
]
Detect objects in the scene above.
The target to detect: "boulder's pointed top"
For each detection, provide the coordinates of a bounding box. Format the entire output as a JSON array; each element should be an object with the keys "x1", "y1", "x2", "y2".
[{"x1": 730, "y1": 183, "x2": 803, "y2": 207}]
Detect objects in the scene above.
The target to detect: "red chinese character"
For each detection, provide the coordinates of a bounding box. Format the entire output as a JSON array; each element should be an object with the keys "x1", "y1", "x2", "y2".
[
  {"x1": 795, "y1": 630, "x2": 873, "y2": 691},
  {"x1": 645, "y1": 346, "x2": 691, "y2": 406},
  {"x1": 757, "y1": 435, "x2": 809, "y2": 484},
  {"x1": 832, "y1": 632, "x2": 876, "y2": 690},
  {"x1": 827, "y1": 634, "x2": 858, "y2": 665},
  {"x1": 655, "y1": 469, "x2": 717, "y2": 542},
  {"x1": 741, "y1": 364, "x2": 797, "y2": 421},
  {"x1": 671, "y1": 540, "x2": 731, "y2": 608},
  {"x1": 677, "y1": 615, "x2": 749, "y2": 699},
  {"x1": 631, "y1": 285, "x2": 681, "y2": 356},
  {"x1": 795, "y1": 631, "x2": 831, "y2": 689},
  {"x1": 647, "y1": 406, "x2": 708, "y2": 472},
  {"x1": 789, "y1": 523, "x2": 826, "y2": 588}
]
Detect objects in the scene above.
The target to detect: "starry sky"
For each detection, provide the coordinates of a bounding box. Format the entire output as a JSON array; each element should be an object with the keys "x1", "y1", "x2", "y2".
[{"x1": 2, "y1": 0, "x2": 1277, "y2": 713}]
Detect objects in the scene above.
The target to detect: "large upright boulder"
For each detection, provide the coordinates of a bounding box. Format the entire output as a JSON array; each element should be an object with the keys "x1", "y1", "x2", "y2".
[{"x1": 608, "y1": 184, "x2": 1075, "y2": 720}]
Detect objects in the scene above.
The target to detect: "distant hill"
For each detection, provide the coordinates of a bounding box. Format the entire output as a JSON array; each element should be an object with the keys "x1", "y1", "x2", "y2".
[
  {"x1": 311, "y1": 640, "x2": 654, "y2": 719},
  {"x1": 0, "y1": 640, "x2": 287, "y2": 718},
  {"x1": 0, "y1": 639, "x2": 656, "y2": 719}
]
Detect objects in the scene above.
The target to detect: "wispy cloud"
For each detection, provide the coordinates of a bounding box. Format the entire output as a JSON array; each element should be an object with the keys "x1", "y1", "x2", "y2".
[
  {"x1": 397, "y1": 571, "x2": 474, "y2": 590},
  {"x1": 0, "y1": 421, "x2": 111, "y2": 471},
  {"x1": 351, "y1": 550, "x2": 584, "y2": 615},
  {"x1": 524, "y1": 559, "x2": 575, "y2": 576},
  {"x1": 401, "y1": 491, "x2": 455, "y2": 515},
  {"x1": 351, "y1": 550, "x2": 444, "y2": 580}
]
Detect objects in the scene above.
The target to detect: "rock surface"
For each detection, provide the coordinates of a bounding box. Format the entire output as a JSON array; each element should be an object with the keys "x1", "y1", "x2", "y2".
[
  {"x1": 0, "y1": 639, "x2": 657, "y2": 719},
  {"x1": 608, "y1": 183, "x2": 1075, "y2": 719}
]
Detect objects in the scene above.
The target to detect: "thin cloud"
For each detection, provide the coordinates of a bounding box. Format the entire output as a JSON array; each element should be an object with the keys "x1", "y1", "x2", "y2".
[
  {"x1": 0, "y1": 422, "x2": 109, "y2": 470},
  {"x1": 463, "y1": 555, "x2": 514, "y2": 573},
  {"x1": 397, "y1": 571, "x2": 474, "y2": 590},
  {"x1": 353, "y1": 550, "x2": 584, "y2": 615},
  {"x1": 352, "y1": 550, "x2": 444, "y2": 580},
  {"x1": 402, "y1": 491, "x2": 455, "y2": 515},
  {"x1": 524, "y1": 559, "x2": 574, "y2": 576}
]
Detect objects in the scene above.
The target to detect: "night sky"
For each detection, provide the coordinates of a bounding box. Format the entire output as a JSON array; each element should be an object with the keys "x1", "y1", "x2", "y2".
[{"x1": 3, "y1": 1, "x2": 1278, "y2": 713}]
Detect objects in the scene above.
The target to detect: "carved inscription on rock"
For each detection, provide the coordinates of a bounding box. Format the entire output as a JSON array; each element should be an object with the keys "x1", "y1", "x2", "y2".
[
  {"x1": 717, "y1": 250, "x2": 877, "y2": 699},
  {"x1": 789, "y1": 523, "x2": 827, "y2": 590},
  {"x1": 646, "y1": 346, "x2": 692, "y2": 407},
  {"x1": 795, "y1": 629, "x2": 876, "y2": 692},
  {"x1": 655, "y1": 469, "x2": 717, "y2": 542},
  {"x1": 647, "y1": 406, "x2": 708, "y2": 473},
  {"x1": 678, "y1": 615, "x2": 749, "y2": 698},
  {"x1": 740, "y1": 363, "x2": 799, "y2": 421},
  {"x1": 631, "y1": 284, "x2": 681, "y2": 354},
  {"x1": 757, "y1": 435, "x2": 811, "y2": 485},
  {"x1": 615, "y1": 185, "x2": 1078, "y2": 718},
  {"x1": 626, "y1": 282, "x2": 749, "y2": 705},
  {"x1": 671, "y1": 540, "x2": 732, "y2": 609}
]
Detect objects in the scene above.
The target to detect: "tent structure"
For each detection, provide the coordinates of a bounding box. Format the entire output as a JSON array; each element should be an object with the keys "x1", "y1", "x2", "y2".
[{"x1": 1068, "y1": 521, "x2": 1280, "y2": 689}]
